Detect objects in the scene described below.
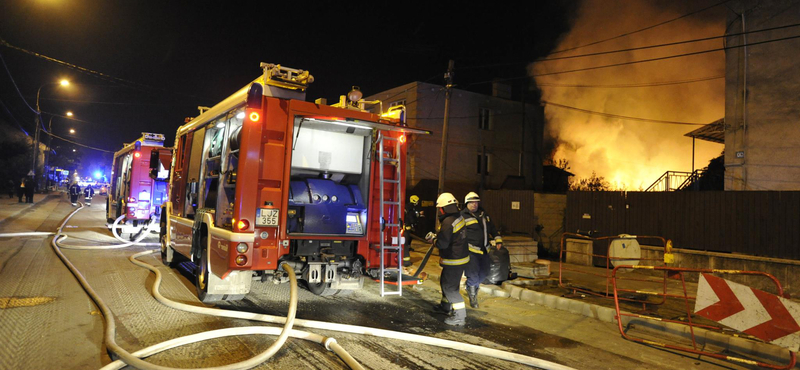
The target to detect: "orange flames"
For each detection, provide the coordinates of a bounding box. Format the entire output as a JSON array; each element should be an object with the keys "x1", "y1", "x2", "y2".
[{"x1": 532, "y1": 0, "x2": 726, "y2": 190}]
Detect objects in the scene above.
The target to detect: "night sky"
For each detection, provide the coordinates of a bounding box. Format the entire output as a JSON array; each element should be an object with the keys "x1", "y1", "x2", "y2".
[{"x1": 0, "y1": 1, "x2": 573, "y2": 176}]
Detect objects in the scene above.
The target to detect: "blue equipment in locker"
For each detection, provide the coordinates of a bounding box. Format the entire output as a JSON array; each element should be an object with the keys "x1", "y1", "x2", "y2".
[{"x1": 287, "y1": 178, "x2": 366, "y2": 234}]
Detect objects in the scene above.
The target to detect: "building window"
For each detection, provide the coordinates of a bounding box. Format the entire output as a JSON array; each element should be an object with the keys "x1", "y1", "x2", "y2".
[
  {"x1": 389, "y1": 99, "x2": 406, "y2": 108},
  {"x1": 477, "y1": 153, "x2": 491, "y2": 174},
  {"x1": 479, "y1": 108, "x2": 492, "y2": 130}
]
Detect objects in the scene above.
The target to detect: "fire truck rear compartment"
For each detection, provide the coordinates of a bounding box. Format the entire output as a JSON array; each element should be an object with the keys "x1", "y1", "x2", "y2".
[{"x1": 286, "y1": 117, "x2": 372, "y2": 236}]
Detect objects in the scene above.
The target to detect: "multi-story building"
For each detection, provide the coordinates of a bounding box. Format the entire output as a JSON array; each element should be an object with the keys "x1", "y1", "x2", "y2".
[
  {"x1": 365, "y1": 81, "x2": 543, "y2": 199},
  {"x1": 723, "y1": 0, "x2": 800, "y2": 190}
]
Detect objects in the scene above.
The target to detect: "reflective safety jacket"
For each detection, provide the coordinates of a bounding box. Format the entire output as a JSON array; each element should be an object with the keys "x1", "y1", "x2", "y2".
[
  {"x1": 69, "y1": 184, "x2": 82, "y2": 196},
  {"x1": 435, "y1": 210, "x2": 470, "y2": 266},
  {"x1": 461, "y1": 207, "x2": 503, "y2": 255}
]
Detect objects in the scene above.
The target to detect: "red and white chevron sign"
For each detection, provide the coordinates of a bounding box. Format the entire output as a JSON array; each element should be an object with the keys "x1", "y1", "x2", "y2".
[{"x1": 694, "y1": 273, "x2": 800, "y2": 351}]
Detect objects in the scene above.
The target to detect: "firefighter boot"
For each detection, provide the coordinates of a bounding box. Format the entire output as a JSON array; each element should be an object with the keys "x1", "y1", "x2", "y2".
[
  {"x1": 467, "y1": 285, "x2": 479, "y2": 308},
  {"x1": 433, "y1": 301, "x2": 453, "y2": 315},
  {"x1": 444, "y1": 307, "x2": 466, "y2": 326}
]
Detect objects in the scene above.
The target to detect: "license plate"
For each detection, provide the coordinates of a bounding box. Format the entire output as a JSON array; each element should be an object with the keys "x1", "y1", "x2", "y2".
[{"x1": 256, "y1": 208, "x2": 279, "y2": 226}]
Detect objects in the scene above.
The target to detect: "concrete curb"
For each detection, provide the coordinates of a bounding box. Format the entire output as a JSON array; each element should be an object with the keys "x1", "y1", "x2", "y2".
[{"x1": 423, "y1": 270, "x2": 797, "y2": 367}]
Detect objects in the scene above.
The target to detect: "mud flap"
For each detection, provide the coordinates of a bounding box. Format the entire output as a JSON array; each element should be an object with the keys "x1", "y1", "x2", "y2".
[{"x1": 207, "y1": 270, "x2": 253, "y2": 296}]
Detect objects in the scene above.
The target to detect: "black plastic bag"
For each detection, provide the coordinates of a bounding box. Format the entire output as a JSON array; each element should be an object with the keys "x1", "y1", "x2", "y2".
[{"x1": 484, "y1": 246, "x2": 510, "y2": 284}]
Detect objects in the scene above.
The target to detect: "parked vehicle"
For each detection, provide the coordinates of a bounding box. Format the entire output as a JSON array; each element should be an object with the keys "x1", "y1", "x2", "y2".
[
  {"x1": 107, "y1": 133, "x2": 172, "y2": 233},
  {"x1": 160, "y1": 63, "x2": 427, "y2": 301}
]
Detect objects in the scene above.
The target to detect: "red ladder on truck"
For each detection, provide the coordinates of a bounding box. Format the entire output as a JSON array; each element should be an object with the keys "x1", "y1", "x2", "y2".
[{"x1": 378, "y1": 133, "x2": 403, "y2": 297}]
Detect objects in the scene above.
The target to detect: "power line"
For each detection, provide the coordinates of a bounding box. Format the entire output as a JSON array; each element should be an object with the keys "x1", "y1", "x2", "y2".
[
  {"x1": 532, "y1": 33, "x2": 800, "y2": 77},
  {"x1": 0, "y1": 48, "x2": 38, "y2": 114},
  {"x1": 0, "y1": 38, "x2": 209, "y2": 101},
  {"x1": 0, "y1": 98, "x2": 30, "y2": 135},
  {"x1": 460, "y1": 21, "x2": 800, "y2": 71},
  {"x1": 541, "y1": 100, "x2": 706, "y2": 126},
  {"x1": 42, "y1": 131, "x2": 115, "y2": 153},
  {"x1": 536, "y1": 75, "x2": 724, "y2": 89},
  {"x1": 549, "y1": 0, "x2": 731, "y2": 55},
  {"x1": 537, "y1": 22, "x2": 800, "y2": 62}
]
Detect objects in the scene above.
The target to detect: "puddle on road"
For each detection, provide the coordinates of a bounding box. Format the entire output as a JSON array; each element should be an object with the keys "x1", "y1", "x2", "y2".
[{"x1": 0, "y1": 296, "x2": 56, "y2": 308}]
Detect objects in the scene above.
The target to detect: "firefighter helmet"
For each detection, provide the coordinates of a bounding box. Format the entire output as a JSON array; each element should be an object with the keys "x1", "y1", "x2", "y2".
[
  {"x1": 464, "y1": 192, "x2": 480, "y2": 204},
  {"x1": 436, "y1": 193, "x2": 458, "y2": 208},
  {"x1": 410, "y1": 195, "x2": 420, "y2": 205}
]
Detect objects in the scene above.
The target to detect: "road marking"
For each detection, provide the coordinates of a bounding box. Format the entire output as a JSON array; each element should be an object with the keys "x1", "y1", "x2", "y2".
[{"x1": 0, "y1": 297, "x2": 56, "y2": 309}]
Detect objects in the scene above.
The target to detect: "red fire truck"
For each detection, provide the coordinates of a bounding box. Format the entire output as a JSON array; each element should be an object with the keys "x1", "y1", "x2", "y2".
[
  {"x1": 160, "y1": 63, "x2": 428, "y2": 302},
  {"x1": 107, "y1": 133, "x2": 172, "y2": 234}
]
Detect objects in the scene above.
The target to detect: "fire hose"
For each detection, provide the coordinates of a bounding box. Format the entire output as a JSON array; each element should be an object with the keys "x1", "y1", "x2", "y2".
[
  {"x1": 52, "y1": 203, "x2": 363, "y2": 370},
  {"x1": 3, "y1": 203, "x2": 574, "y2": 369}
]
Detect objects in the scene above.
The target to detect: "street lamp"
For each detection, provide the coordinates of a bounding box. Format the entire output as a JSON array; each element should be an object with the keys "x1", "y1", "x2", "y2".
[
  {"x1": 31, "y1": 79, "x2": 70, "y2": 188},
  {"x1": 66, "y1": 111, "x2": 73, "y2": 117},
  {"x1": 69, "y1": 128, "x2": 76, "y2": 134}
]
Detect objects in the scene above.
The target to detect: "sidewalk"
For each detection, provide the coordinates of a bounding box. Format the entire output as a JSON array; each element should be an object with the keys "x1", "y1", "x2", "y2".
[
  {"x1": 0, "y1": 192, "x2": 62, "y2": 225},
  {"x1": 404, "y1": 239, "x2": 799, "y2": 368}
]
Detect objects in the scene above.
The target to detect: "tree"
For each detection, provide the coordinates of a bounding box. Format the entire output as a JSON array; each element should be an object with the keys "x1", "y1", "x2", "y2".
[{"x1": 571, "y1": 171, "x2": 611, "y2": 191}]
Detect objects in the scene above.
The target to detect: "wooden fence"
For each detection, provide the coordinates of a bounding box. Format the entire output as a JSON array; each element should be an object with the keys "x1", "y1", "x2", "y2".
[{"x1": 565, "y1": 191, "x2": 800, "y2": 260}]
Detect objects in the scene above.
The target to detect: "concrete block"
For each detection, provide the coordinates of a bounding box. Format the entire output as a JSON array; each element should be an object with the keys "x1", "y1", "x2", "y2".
[
  {"x1": 567, "y1": 300, "x2": 585, "y2": 315},
  {"x1": 520, "y1": 289, "x2": 535, "y2": 302},
  {"x1": 565, "y1": 238, "x2": 592, "y2": 266},
  {"x1": 543, "y1": 294, "x2": 558, "y2": 308},
  {"x1": 509, "y1": 285, "x2": 523, "y2": 299},
  {"x1": 492, "y1": 288, "x2": 510, "y2": 298},
  {"x1": 555, "y1": 297, "x2": 571, "y2": 311}
]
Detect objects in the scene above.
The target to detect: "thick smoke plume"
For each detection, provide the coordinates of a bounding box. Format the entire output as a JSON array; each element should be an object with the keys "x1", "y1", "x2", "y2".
[{"x1": 532, "y1": 0, "x2": 727, "y2": 190}]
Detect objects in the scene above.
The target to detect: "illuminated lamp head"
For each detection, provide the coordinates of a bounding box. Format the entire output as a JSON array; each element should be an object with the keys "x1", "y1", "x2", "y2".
[
  {"x1": 237, "y1": 219, "x2": 250, "y2": 231},
  {"x1": 249, "y1": 112, "x2": 260, "y2": 122},
  {"x1": 398, "y1": 134, "x2": 406, "y2": 144}
]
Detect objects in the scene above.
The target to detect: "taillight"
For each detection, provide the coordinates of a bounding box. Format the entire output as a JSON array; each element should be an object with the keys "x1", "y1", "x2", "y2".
[
  {"x1": 237, "y1": 219, "x2": 250, "y2": 231},
  {"x1": 235, "y1": 255, "x2": 248, "y2": 265},
  {"x1": 134, "y1": 151, "x2": 141, "y2": 158},
  {"x1": 236, "y1": 243, "x2": 248, "y2": 253},
  {"x1": 249, "y1": 112, "x2": 260, "y2": 122}
]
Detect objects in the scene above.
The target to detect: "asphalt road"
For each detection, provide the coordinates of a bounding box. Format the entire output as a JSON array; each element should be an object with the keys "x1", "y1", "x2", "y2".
[{"x1": 0, "y1": 194, "x2": 758, "y2": 369}]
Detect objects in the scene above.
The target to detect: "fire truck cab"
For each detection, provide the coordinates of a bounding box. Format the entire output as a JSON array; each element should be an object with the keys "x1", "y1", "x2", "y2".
[
  {"x1": 107, "y1": 133, "x2": 172, "y2": 232},
  {"x1": 161, "y1": 63, "x2": 428, "y2": 301}
]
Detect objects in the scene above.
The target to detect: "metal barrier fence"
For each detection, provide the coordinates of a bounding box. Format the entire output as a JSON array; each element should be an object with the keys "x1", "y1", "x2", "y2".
[
  {"x1": 558, "y1": 233, "x2": 668, "y2": 310},
  {"x1": 611, "y1": 266, "x2": 797, "y2": 369}
]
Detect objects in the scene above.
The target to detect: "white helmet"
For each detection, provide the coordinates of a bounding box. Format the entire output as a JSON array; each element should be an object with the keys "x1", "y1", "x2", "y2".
[
  {"x1": 464, "y1": 192, "x2": 480, "y2": 204},
  {"x1": 436, "y1": 193, "x2": 458, "y2": 208}
]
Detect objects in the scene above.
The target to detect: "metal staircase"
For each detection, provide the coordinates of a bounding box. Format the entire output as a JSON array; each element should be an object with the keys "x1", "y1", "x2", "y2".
[
  {"x1": 378, "y1": 133, "x2": 403, "y2": 297},
  {"x1": 645, "y1": 170, "x2": 706, "y2": 191}
]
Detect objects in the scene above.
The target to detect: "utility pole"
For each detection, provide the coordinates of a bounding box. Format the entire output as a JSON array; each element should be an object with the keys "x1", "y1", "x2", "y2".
[{"x1": 436, "y1": 60, "x2": 455, "y2": 198}]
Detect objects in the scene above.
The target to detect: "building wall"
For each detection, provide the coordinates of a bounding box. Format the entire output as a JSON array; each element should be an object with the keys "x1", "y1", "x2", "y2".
[
  {"x1": 724, "y1": 0, "x2": 800, "y2": 190},
  {"x1": 367, "y1": 82, "x2": 543, "y2": 195}
]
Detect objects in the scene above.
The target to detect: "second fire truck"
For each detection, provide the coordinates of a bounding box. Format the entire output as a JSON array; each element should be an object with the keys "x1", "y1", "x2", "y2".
[
  {"x1": 160, "y1": 63, "x2": 428, "y2": 302},
  {"x1": 107, "y1": 133, "x2": 172, "y2": 236}
]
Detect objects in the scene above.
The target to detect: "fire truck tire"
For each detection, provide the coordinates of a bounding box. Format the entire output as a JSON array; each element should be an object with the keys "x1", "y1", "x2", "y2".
[
  {"x1": 195, "y1": 233, "x2": 223, "y2": 303},
  {"x1": 306, "y1": 280, "x2": 339, "y2": 296}
]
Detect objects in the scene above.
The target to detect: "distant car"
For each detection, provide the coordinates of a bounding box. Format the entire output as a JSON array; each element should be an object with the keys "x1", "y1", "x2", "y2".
[{"x1": 98, "y1": 184, "x2": 108, "y2": 195}]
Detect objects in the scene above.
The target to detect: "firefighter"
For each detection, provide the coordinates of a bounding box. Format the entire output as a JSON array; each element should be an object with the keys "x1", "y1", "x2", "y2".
[
  {"x1": 83, "y1": 185, "x2": 95, "y2": 207},
  {"x1": 69, "y1": 181, "x2": 81, "y2": 206},
  {"x1": 427, "y1": 192, "x2": 469, "y2": 326},
  {"x1": 402, "y1": 194, "x2": 423, "y2": 267},
  {"x1": 461, "y1": 192, "x2": 502, "y2": 308}
]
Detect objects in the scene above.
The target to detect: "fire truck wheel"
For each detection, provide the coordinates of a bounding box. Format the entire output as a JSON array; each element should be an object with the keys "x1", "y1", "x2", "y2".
[
  {"x1": 159, "y1": 217, "x2": 176, "y2": 267},
  {"x1": 195, "y1": 233, "x2": 222, "y2": 303},
  {"x1": 306, "y1": 280, "x2": 340, "y2": 296}
]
